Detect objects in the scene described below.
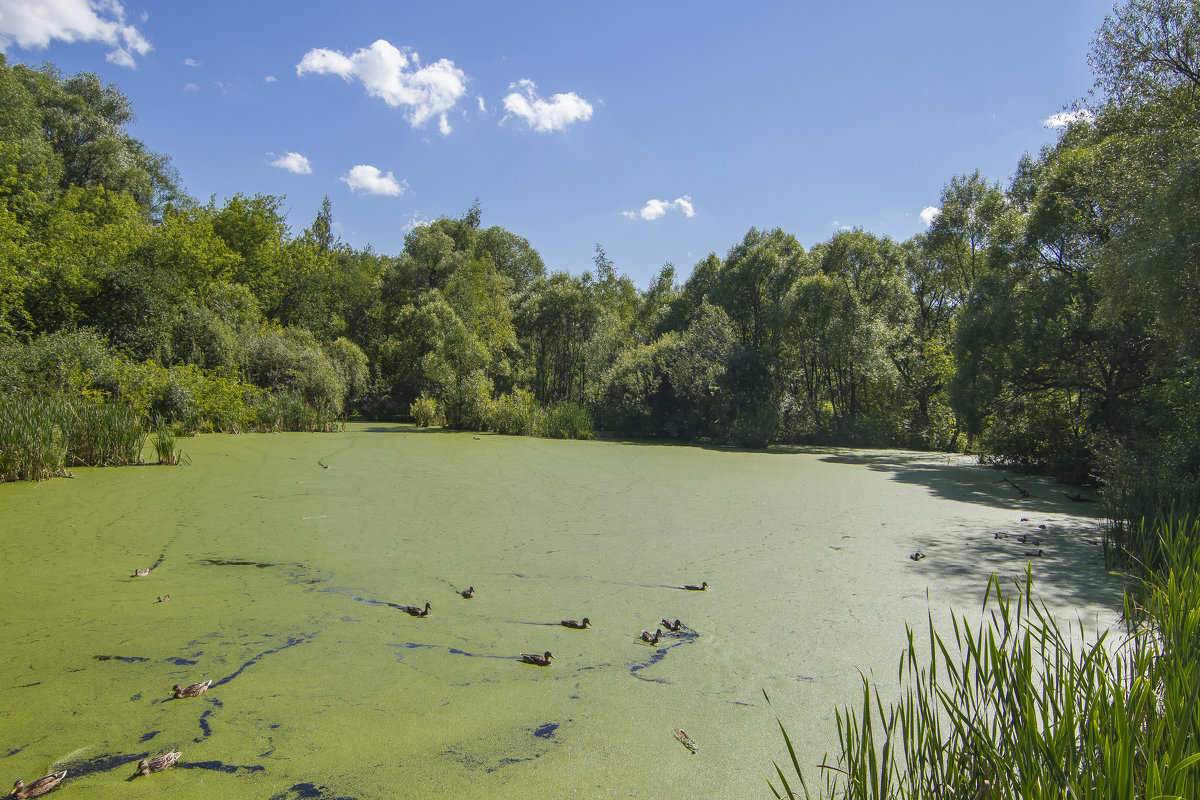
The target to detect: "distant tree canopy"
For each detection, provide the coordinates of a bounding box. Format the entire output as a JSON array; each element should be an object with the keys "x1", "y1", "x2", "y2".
[{"x1": 3, "y1": 0, "x2": 1199, "y2": 499}]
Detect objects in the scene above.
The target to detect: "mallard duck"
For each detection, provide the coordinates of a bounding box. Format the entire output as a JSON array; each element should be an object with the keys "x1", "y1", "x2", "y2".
[
  {"x1": 661, "y1": 618, "x2": 683, "y2": 632},
  {"x1": 640, "y1": 629, "x2": 661, "y2": 644},
  {"x1": 1025, "y1": 549, "x2": 1044, "y2": 558},
  {"x1": 135, "y1": 751, "x2": 180, "y2": 776},
  {"x1": 460, "y1": 587, "x2": 475, "y2": 599},
  {"x1": 994, "y1": 532, "x2": 1008, "y2": 540},
  {"x1": 403, "y1": 602, "x2": 431, "y2": 617},
  {"x1": 172, "y1": 679, "x2": 211, "y2": 699},
  {"x1": 560, "y1": 618, "x2": 590, "y2": 629},
  {"x1": 133, "y1": 568, "x2": 149, "y2": 578},
  {"x1": 9, "y1": 771, "x2": 66, "y2": 798},
  {"x1": 156, "y1": 595, "x2": 170, "y2": 603},
  {"x1": 683, "y1": 581, "x2": 708, "y2": 591},
  {"x1": 909, "y1": 551, "x2": 925, "y2": 561},
  {"x1": 521, "y1": 651, "x2": 554, "y2": 666}
]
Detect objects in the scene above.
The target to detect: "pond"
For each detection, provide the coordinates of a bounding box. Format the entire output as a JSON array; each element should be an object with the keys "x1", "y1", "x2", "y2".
[{"x1": 0, "y1": 424, "x2": 1125, "y2": 798}]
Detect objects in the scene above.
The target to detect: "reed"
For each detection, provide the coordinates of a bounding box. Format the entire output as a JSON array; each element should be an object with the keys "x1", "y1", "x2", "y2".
[
  {"x1": 152, "y1": 417, "x2": 185, "y2": 465},
  {"x1": 0, "y1": 395, "x2": 145, "y2": 481},
  {"x1": 769, "y1": 516, "x2": 1200, "y2": 800}
]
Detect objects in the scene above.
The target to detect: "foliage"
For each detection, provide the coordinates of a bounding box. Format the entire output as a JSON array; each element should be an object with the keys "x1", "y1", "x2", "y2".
[{"x1": 542, "y1": 401, "x2": 593, "y2": 440}]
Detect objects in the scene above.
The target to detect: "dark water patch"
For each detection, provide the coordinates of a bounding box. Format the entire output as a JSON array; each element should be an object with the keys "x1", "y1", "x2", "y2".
[
  {"x1": 322, "y1": 588, "x2": 409, "y2": 611},
  {"x1": 486, "y1": 755, "x2": 536, "y2": 773},
  {"x1": 630, "y1": 634, "x2": 696, "y2": 683},
  {"x1": 196, "y1": 707, "x2": 215, "y2": 740},
  {"x1": 56, "y1": 750, "x2": 145, "y2": 780},
  {"x1": 94, "y1": 654, "x2": 149, "y2": 663},
  {"x1": 200, "y1": 559, "x2": 276, "y2": 568},
  {"x1": 167, "y1": 657, "x2": 199, "y2": 666},
  {"x1": 178, "y1": 760, "x2": 266, "y2": 773},
  {"x1": 6, "y1": 746, "x2": 26, "y2": 756},
  {"x1": 15, "y1": 681, "x2": 42, "y2": 688},
  {"x1": 139, "y1": 730, "x2": 161, "y2": 742},
  {"x1": 509, "y1": 620, "x2": 563, "y2": 627},
  {"x1": 129, "y1": 692, "x2": 141, "y2": 701},
  {"x1": 533, "y1": 722, "x2": 558, "y2": 739},
  {"x1": 447, "y1": 648, "x2": 514, "y2": 661},
  {"x1": 211, "y1": 633, "x2": 316, "y2": 688},
  {"x1": 269, "y1": 782, "x2": 359, "y2": 800},
  {"x1": 388, "y1": 642, "x2": 433, "y2": 661},
  {"x1": 149, "y1": 552, "x2": 166, "y2": 571}
]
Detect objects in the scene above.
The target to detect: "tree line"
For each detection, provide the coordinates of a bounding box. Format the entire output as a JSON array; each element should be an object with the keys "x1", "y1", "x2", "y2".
[{"x1": 2, "y1": 0, "x2": 1198, "y2": 513}]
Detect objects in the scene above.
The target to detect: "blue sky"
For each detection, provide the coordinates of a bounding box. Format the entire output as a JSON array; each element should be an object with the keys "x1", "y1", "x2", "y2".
[{"x1": 1, "y1": 1, "x2": 1112, "y2": 287}]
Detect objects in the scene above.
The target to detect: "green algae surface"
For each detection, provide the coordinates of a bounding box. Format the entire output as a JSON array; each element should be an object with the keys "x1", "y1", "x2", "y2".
[{"x1": 0, "y1": 425, "x2": 1125, "y2": 798}]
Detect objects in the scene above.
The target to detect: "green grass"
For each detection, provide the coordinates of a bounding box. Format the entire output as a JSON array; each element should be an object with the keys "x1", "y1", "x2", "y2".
[{"x1": 770, "y1": 516, "x2": 1200, "y2": 799}]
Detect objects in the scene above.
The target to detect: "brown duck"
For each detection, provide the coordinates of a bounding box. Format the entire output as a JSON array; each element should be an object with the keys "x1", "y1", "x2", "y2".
[
  {"x1": 460, "y1": 587, "x2": 475, "y2": 599},
  {"x1": 133, "y1": 568, "x2": 149, "y2": 578},
  {"x1": 172, "y1": 680, "x2": 211, "y2": 699},
  {"x1": 403, "y1": 602, "x2": 432, "y2": 617},
  {"x1": 682, "y1": 581, "x2": 708, "y2": 591},
  {"x1": 640, "y1": 629, "x2": 661, "y2": 644},
  {"x1": 9, "y1": 771, "x2": 66, "y2": 798},
  {"x1": 560, "y1": 618, "x2": 590, "y2": 629},
  {"x1": 521, "y1": 651, "x2": 554, "y2": 666},
  {"x1": 661, "y1": 618, "x2": 683, "y2": 632},
  {"x1": 135, "y1": 751, "x2": 180, "y2": 776}
]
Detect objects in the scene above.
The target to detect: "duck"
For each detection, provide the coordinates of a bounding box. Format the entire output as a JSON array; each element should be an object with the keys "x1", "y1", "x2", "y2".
[
  {"x1": 9, "y1": 771, "x2": 66, "y2": 798},
  {"x1": 640, "y1": 629, "x2": 661, "y2": 644},
  {"x1": 1025, "y1": 549, "x2": 1044, "y2": 558},
  {"x1": 156, "y1": 595, "x2": 171, "y2": 603},
  {"x1": 908, "y1": 551, "x2": 926, "y2": 561},
  {"x1": 661, "y1": 618, "x2": 683, "y2": 632},
  {"x1": 460, "y1": 587, "x2": 475, "y2": 599},
  {"x1": 682, "y1": 581, "x2": 708, "y2": 591},
  {"x1": 133, "y1": 568, "x2": 149, "y2": 578},
  {"x1": 994, "y1": 532, "x2": 1008, "y2": 540},
  {"x1": 172, "y1": 679, "x2": 211, "y2": 699},
  {"x1": 521, "y1": 651, "x2": 554, "y2": 666},
  {"x1": 403, "y1": 601, "x2": 432, "y2": 617},
  {"x1": 134, "y1": 751, "x2": 180, "y2": 777},
  {"x1": 560, "y1": 618, "x2": 590, "y2": 629}
]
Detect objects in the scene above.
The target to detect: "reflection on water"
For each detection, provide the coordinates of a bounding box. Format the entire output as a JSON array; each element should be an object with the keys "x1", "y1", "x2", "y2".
[{"x1": 0, "y1": 424, "x2": 1122, "y2": 797}]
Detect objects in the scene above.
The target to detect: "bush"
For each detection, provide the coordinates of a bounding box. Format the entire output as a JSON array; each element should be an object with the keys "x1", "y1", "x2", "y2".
[
  {"x1": 542, "y1": 402, "x2": 592, "y2": 440},
  {"x1": 410, "y1": 392, "x2": 443, "y2": 427},
  {"x1": 489, "y1": 388, "x2": 545, "y2": 436}
]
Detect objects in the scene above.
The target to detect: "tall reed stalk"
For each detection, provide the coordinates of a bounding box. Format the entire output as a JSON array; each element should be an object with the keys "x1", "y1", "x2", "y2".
[
  {"x1": 0, "y1": 395, "x2": 145, "y2": 481},
  {"x1": 770, "y1": 517, "x2": 1200, "y2": 799}
]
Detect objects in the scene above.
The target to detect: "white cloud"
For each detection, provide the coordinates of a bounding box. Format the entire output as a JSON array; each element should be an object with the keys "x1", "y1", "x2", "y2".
[
  {"x1": 502, "y1": 79, "x2": 593, "y2": 132},
  {"x1": 0, "y1": 0, "x2": 153, "y2": 67},
  {"x1": 402, "y1": 212, "x2": 430, "y2": 232},
  {"x1": 184, "y1": 57, "x2": 200, "y2": 67},
  {"x1": 476, "y1": 95, "x2": 487, "y2": 113},
  {"x1": 341, "y1": 164, "x2": 406, "y2": 196},
  {"x1": 1044, "y1": 109, "x2": 1093, "y2": 128},
  {"x1": 183, "y1": 82, "x2": 198, "y2": 92},
  {"x1": 296, "y1": 39, "x2": 467, "y2": 134},
  {"x1": 920, "y1": 206, "x2": 940, "y2": 227},
  {"x1": 265, "y1": 75, "x2": 277, "y2": 83},
  {"x1": 269, "y1": 152, "x2": 312, "y2": 174},
  {"x1": 622, "y1": 195, "x2": 695, "y2": 221},
  {"x1": 438, "y1": 114, "x2": 451, "y2": 136}
]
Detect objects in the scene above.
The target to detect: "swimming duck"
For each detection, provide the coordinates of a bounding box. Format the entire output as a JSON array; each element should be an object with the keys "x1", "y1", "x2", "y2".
[
  {"x1": 172, "y1": 680, "x2": 211, "y2": 699},
  {"x1": 994, "y1": 532, "x2": 1008, "y2": 540},
  {"x1": 661, "y1": 618, "x2": 683, "y2": 632},
  {"x1": 135, "y1": 751, "x2": 180, "y2": 776},
  {"x1": 460, "y1": 587, "x2": 475, "y2": 599},
  {"x1": 560, "y1": 618, "x2": 590, "y2": 629},
  {"x1": 909, "y1": 551, "x2": 925, "y2": 561},
  {"x1": 133, "y1": 568, "x2": 149, "y2": 578},
  {"x1": 1025, "y1": 549, "x2": 1044, "y2": 558},
  {"x1": 682, "y1": 581, "x2": 708, "y2": 591},
  {"x1": 403, "y1": 602, "x2": 432, "y2": 617},
  {"x1": 156, "y1": 595, "x2": 170, "y2": 603},
  {"x1": 9, "y1": 771, "x2": 66, "y2": 798},
  {"x1": 640, "y1": 629, "x2": 661, "y2": 644},
  {"x1": 521, "y1": 651, "x2": 554, "y2": 666}
]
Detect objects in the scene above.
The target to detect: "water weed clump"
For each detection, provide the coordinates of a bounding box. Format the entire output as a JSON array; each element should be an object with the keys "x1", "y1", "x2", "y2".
[
  {"x1": 152, "y1": 418, "x2": 186, "y2": 465},
  {"x1": 770, "y1": 519, "x2": 1200, "y2": 800},
  {"x1": 409, "y1": 392, "x2": 444, "y2": 427},
  {"x1": 542, "y1": 402, "x2": 593, "y2": 440}
]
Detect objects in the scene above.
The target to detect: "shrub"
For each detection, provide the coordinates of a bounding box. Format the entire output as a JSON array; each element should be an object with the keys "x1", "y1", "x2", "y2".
[
  {"x1": 542, "y1": 402, "x2": 592, "y2": 440},
  {"x1": 410, "y1": 392, "x2": 443, "y2": 427},
  {"x1": 489, "y1": 388, "x2": 545, "y2": 436}
]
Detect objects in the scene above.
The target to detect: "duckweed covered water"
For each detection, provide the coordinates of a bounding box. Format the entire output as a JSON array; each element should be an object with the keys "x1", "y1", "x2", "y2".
[{"x1": 0, "y1": 425, "x2": 1124, "y2": 798}]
